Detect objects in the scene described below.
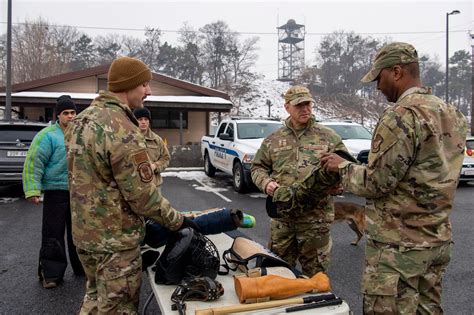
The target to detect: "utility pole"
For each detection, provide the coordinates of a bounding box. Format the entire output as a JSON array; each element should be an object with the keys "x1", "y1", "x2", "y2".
[
  {"x1": 471, "y1": 33, "x2": 473, "y2": 135},
  {"x1": 5, "y1": 0, "x2": 12, "y2": 121},
  {"x1": 266, "y1": 99, "x2": 272, "y2": 118},
  {"x1": 445, "y1": 10, "x2": 461, "y2": 104}
]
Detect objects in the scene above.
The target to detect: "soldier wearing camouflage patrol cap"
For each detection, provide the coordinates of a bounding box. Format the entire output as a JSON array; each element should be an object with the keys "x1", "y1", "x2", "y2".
[
  {"x1": 65, "y1": 56, "x2": 199, "y2": 314},
  {"x1": 251, "y1": 85, "x2": 350, "y2": 277},
  {"x1": 321, "y1": 42, "x2": 467, "y2": 314}
]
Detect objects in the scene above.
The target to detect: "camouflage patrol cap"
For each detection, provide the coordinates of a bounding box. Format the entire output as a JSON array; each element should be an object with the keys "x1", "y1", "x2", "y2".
[
  {"x1": 284, "y1": 86, "x2": 315, "y2": 106},
  {"x1": 272, "y1": 186, "x2": 295, "y2": 211},
  {"x1": 361, "y1": 42, "x2": 419, "y2": 83}
]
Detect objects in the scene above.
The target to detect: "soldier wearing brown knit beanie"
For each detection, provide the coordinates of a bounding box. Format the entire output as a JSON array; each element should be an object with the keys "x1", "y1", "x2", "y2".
[
  {"x1": 66, "y1": 56, "x2": 193, "y2": 314},
  {"x1": 108, "y1": 56, "x2": 152, "y2": 93},
  {"x1": 107, "y1": 56, "x2": 153, "y2": 110}
]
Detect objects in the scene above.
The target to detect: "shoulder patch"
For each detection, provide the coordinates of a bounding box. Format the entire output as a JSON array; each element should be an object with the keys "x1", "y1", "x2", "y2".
[
  {"x1": 137, "y1": 162, "x2": 154, "y2": 183},
  {"x1": 371, "y1": 134, "x2": 384, "y2": 153}
]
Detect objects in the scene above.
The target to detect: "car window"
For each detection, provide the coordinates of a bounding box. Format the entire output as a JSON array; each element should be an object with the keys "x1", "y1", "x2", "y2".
[
  {"x1": 216, "y1": 123, "x2": 228, "y2": 137},
  {"x1": 466, "y1": 139, "x2": 474, "y2": 150},
  {"x1": 226, "y1": 123, "x2": 235, "y2": 138},
  {"x1": 237, "y1": 123, "x2": 282, "y2": 139},
  {"x1": 325, "y1": 125, "x2": 372, "y2": 140}
]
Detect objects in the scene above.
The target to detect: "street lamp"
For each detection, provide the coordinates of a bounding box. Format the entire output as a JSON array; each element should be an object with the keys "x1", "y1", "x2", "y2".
[{"x1": 445, "y1": 9, "x2": 461, "y2": 104}]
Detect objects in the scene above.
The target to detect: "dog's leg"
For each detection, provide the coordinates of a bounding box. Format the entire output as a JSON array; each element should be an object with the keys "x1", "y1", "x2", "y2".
[{"x1": 347, "y1": 220, "x2": 363, "y2": 246}]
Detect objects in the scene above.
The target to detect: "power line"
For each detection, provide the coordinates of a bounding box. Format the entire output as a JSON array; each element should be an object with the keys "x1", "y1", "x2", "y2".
[{"x1": 0, "y1": 21, "x2": 470, "y2": 37}]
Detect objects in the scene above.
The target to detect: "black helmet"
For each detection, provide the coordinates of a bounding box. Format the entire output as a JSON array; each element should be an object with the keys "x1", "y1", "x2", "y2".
[{"x1": 154, "y1": 228, "x2": 220, "y2": 285}]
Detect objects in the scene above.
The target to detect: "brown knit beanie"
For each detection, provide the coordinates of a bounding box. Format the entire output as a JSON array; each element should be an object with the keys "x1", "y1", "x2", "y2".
[{"x1": 107, "y1": 56, "x2": 152, "y2": 92}]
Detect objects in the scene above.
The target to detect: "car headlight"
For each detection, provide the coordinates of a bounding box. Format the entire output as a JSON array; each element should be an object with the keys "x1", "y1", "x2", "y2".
[{"x1": 242, "y1": 154, "x2": 255, "y2": 164}]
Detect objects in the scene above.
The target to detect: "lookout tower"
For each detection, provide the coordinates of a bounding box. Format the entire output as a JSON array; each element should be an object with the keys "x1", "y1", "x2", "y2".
[{"x1": 277, "y1": 19, "x2": 305, "y2": 82}]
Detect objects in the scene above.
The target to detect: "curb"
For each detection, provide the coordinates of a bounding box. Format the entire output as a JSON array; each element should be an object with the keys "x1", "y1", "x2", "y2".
[{"x1": 163, "y1": 167, "x2": 204, "y2": 172}]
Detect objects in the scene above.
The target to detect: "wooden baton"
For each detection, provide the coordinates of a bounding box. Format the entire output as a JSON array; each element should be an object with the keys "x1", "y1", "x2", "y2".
[{"x1": 195, "y1": 294, "x2": 336, "y2": 315}]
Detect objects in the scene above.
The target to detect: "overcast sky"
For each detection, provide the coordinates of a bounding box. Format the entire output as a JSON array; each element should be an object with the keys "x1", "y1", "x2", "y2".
[{"x1": 2, "y1": 0, "x2": 473, "y2": 80}]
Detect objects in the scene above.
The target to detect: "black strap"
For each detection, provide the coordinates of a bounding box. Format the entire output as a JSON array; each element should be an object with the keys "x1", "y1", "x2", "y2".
[{"x1": 286, "y1": 297, "x2": 343, "y2": 313}]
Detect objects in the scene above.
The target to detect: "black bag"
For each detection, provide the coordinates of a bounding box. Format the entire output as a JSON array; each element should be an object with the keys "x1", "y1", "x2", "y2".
[{"x1": 154, "y1": 228, "x2": 220, "y2": 285}]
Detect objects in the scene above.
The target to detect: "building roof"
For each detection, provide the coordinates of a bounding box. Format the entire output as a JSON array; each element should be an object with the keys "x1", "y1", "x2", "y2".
[
  {"x1": 0, "y1": 91, "x2": 232, "y2": 111},
  {"x1": 0, "y1": 63, "x2": 230, "y2": 100}
]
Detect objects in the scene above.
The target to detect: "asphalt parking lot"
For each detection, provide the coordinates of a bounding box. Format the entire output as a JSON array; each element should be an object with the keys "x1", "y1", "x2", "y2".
[{"x1": 0, "y1": 172, "x2": 473, "y2": 314}]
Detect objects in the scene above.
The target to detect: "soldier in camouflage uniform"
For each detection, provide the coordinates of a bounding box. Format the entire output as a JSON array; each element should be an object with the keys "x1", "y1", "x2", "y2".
[
  {"x1": 133, "y1": 107, "x2": 170, "y2": 191},
  {"x1": 251, "y1": 86, "x2": 350, "y2": 277},
  {"x1": 65, "y1": 57, "x2": 198, "y2": 315},
  {"x1": 321, "y1": 42, "x2": 467, "y2": 314}
]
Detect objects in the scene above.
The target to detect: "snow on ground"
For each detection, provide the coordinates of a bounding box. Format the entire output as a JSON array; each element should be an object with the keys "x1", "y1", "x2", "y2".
[{"x1": 162, "y1": 170, "x2": 229, "y2": 193}]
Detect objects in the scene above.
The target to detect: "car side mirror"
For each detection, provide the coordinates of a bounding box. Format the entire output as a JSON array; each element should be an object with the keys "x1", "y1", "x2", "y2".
[{"x1": 219, "y1": 133, "x2": 233, "y2": 141}]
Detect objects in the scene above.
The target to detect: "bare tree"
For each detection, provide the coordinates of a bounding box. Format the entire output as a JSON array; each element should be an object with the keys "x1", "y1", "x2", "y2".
[
  {"x1": 11, "y1": 18, "x2": 80, "y2": 83},
  {"x1": 227, "y1": 36, "x2": 259, "y2": 85},
  {"x1": 121, "y1": 36, "x2": 143, "y2": 58},
  {"x1": 176, "y1": 23, "x2": 205, "y2": 84},
  {"x1": 139, "y1": 27, "x2": 162, "y2": 72},
  {"x1": 94, "y1": 33, "x2": 123, "y2": 65},
  {"x1": 199, "y1": 21, "x2": 233, "y2": 88}
]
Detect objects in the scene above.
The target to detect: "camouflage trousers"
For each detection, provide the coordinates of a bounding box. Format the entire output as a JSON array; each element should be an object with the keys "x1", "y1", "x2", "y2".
[
  {"x1": 76, "y1": 246, "x2": 142, "y2": 315},
  {"x1": 270, "y1": 219, "x2": 332, "y2": 277},
  {"x1": 363, "y1": 239, "x2": 451, "y2": 315}
]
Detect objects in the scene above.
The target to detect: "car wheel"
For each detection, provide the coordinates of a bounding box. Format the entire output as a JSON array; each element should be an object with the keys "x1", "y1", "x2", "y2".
[
  {"x1": 233, "y1": 162, "x2": 247, "y2": 193},
  {"x1": 204, "y1": 152, "x2": 216, "y2": 177}
]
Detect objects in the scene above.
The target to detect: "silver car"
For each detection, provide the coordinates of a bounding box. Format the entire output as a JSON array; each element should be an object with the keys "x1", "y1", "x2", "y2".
[
  {"x1": 0, "y1": 120, "x2": 48, "y2": 184},
  {"x1": 459, "y1": 155, "x2": 474, "y2": 184}
]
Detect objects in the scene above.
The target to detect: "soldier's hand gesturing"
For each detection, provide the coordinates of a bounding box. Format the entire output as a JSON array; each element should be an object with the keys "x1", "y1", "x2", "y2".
[{"x1": 320, "y1": 153, "x2": 345, "y2": 173}]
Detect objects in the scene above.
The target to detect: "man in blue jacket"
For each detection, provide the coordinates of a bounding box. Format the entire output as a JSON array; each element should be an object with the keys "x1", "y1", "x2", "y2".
[{"x1": 23, "y1": 95, "x2": 84, "y2": 288}]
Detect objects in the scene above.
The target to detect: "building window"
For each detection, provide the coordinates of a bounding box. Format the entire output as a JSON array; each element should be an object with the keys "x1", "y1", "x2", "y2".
[{"x1": 150, "y1": 108, "x2": 188, "y2": 129}]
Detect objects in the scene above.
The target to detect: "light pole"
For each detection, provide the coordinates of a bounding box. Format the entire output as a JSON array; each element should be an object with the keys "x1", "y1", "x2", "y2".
[
  {"x1": 5, "y1": 0, "x2": 12, "y2": 121},
  {"x1": 445, "y1": 9, "x2": 461, "y2": 104}
]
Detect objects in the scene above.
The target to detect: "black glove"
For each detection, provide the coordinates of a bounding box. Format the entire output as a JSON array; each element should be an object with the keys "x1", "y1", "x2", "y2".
[{"x1": 179, "y1": 216, "x2": 201, "y2": 232}]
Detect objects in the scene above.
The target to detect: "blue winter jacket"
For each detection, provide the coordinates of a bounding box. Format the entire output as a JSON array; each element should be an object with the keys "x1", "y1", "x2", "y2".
[{"x1": 22, "y1": 122, "x2": 69, "y2": 198}]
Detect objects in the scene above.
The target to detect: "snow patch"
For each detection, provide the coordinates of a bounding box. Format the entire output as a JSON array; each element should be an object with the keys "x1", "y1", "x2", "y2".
[{"x1": 163, "y1": 170, "x2": 229, "y2": 193}]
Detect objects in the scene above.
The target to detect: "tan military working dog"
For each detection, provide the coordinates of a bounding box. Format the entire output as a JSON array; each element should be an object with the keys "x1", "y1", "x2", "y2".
[{"x1": 334, "y1": 201, "x2": 365, "y2": 245}]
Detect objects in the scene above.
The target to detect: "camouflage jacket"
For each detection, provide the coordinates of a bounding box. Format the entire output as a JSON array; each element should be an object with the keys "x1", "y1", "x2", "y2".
[
  {"x1": 251, "y1": 116, "x2": 348, "y2": 223},
  {"x1": 65, "y1": 91, "x2": 183, "y2": 253},
  {"x1": 144, "y1": 128, "x2": 170, "y2": 187},
  {"x1": 339, "y1": 87, "x2": 467, "y2": 247}
]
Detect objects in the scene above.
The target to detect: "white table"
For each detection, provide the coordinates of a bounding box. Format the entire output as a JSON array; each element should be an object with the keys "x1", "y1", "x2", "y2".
[{"x1": 144, "y1": 232, "x2": 351, "y2": 315}]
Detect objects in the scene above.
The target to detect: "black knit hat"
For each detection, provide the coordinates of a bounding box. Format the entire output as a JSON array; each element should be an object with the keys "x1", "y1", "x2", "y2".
[
  {"x1": 133, "y1": 107, "x2": 151, "y2": 120},
  {"x1": 56, "y1": 95, "x2": 77, "y2": 116}
]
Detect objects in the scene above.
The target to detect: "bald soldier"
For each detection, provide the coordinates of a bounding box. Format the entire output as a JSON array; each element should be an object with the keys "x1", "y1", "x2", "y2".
[
  {"x1": 321, "y1": 42, "x2": 467, "y2": 314},
  {"x1": 251, "y1": 86, "x2": 349, "y2": 277},
  {"x1": 65, "y1": 57, "x2": 198, "y2": 314}
]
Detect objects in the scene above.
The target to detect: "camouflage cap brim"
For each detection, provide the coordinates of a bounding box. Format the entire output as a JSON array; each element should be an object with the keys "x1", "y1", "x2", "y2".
[
  {"x1": 361, "y1": 67, "x2": 382, "y2": 83},
  {"x1": 288, "y1": 96, "x2": 315, "y2": 106},
  {"x1": 361, "y1": 42, "x2": 419, "y2": 84}
]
